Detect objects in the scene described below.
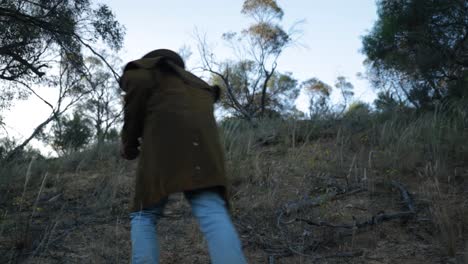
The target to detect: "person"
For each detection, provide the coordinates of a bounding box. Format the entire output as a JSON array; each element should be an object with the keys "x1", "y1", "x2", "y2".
[{"x1": 119, "y1": 49, "x2": 247, "y2": 264}]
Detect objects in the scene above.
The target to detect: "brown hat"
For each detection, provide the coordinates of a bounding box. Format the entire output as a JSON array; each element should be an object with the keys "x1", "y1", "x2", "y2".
[{"x1": 142, "y1": 49, "x2": 185, "y2": 69}]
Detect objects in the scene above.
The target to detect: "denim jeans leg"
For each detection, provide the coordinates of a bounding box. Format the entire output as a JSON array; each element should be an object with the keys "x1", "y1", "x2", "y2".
[
  {"x1": 130, "y1": 199, "x2": 167, "y2": 264},
  {"x1": 187, "y1": 190, "x2": 247, "y2": 264}
]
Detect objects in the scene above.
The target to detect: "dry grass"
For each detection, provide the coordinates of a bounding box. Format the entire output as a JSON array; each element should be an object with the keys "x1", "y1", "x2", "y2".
[{"x1": 1, "y1": 101, "x2": 467, "y2": 263}]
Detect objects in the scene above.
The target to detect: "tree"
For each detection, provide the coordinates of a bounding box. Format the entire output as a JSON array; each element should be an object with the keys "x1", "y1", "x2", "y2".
[
  {"x1": 0, "y1": 137, "x2": 16, "y2": 160},
  {"x1": 0, "y1": 0, "x2": 124, "y2": 85},
  {"x1": 198, "y1": 0, "x2": 301, "y2": 119},
  {"x1": 335, "y1": 76, "x2": 354, "y2": 114},
  {"x1": 362, "y1": 0, "x2": 468, "y2": 108},
  {"x1": 0, "y1": 0, "x2": 124, "y2": 159},
  {"x1": 266, "y1": 72, "x2": 300, "y2": 115},
  {"x1": 345, "y1": 101, "x2": 370, "y2": 117},
  {"x1": 5, "y1": 58, "x2": 93, "y2": 160},
  {"x1": 50, "y1": 111, "x2": 92, "y2": 155},
  {"x1": 211, "y1": 62, "x2": 300, "y2": 118},
  {"x1": 302, "y1": 78, "x2": 332, "y2": 118},
  {"x1": 374, "y1": 91, "x2": 404, "y2": 113},
  {"x1": 78, "y1": 56, "x2": 122, "y2": 146}
]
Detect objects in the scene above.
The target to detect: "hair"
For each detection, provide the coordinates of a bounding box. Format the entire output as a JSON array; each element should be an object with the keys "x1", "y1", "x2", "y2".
[{"x1": 142, "y1": 49, "x2": 185, "y2": 69}]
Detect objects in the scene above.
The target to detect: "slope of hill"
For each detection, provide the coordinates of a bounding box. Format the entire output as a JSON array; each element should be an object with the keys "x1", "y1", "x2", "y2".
[{"x1": 1, "y1": 105, "x2": 467, "y2": 263}]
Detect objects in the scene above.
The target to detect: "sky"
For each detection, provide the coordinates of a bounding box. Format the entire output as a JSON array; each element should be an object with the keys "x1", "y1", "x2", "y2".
[
  {"x1": 99, "y1": 0, "x2": 378, "y2": 102},
  {"x1": 3, "y1": 0, "x2": 378, "y2": 153}
]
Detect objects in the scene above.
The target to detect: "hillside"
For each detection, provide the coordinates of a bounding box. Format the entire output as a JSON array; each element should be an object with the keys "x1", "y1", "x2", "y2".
[{"x1": 1, "y1": 106, "x2": 467, "y2": 264}]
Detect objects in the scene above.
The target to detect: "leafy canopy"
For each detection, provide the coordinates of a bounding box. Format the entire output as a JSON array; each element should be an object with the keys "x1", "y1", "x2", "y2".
[
  {"x1": 362, "y1": 0, "x2": 468, "y2": 108},
  {"x1": 0, "y1": 0, "x2": 124, "y2": 85}
]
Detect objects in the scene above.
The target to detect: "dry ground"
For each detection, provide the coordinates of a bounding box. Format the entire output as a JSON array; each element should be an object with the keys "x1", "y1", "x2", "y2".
[{"x1": 1, "y1": 139, "x2": 467, "y2": 263}]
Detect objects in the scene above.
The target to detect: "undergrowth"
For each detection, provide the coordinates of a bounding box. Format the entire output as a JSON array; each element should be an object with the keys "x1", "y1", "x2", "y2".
[{"x1": 1, "y1": 100, "x2": 467, "y2": 263}]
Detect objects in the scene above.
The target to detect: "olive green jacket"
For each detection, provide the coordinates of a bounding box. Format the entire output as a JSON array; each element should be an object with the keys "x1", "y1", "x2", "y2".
[{"x1": 120, "y1": 57, "x2": 227, "y2": 212}]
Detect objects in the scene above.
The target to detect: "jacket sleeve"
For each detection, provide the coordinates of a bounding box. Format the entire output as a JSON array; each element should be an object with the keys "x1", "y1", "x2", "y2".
[{"x1": 120, "y1": 70, "x2": 152, "y2": 159}]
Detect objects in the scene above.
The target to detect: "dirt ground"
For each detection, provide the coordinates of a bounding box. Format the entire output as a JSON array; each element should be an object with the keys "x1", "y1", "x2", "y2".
[{"x1": 1, "y1": 144, "x2": 467, "y2": 264}]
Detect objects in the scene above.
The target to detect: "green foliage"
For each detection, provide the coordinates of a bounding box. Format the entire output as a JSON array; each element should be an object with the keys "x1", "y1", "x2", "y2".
[
  {"x1": 211, "y1": 61, "x2": 300, "y2": 119},
  {"x1": 265, "y1": 72, "x2": 299, "y2": 114},
  {"x1": 302, "y1": 78, "x2": 332, "y2": 118},
  {"x1": 362, "y1": 0, "x2": 468, "y2": 108},
  {"x1": 243, "y1": 22, "x2": 290, "y2": 55},
  {"x1": 345, "y1": 101, "x2": 370, "y2": 117},
  {"x1": 220, "y1": 99, "x2": 468, "y2": 176},
  {"x1": 342, "y1": 101, "x2": 372, "y2": 132},
  {"x1": 242, "y1": 0, "x2": 284, "y2": 20},
  {"x1": 241, "y1": 0, "x2": 288, "y2": 55},
  {"x1": 373, "y1": 101, "x2": 468, "y2": 171},
  {"x1": 51, "y1": 111, "x2": 93, "y2": 155},
  {"x1": 335, "y1": 76, "x2": 354, "y2": 113},
  {"x1": 0, "y1": 136, "x2": 42, "y2": 169},
  {"x1": 0, "y1": 0, "x2": 124, "y2": 105},
  {"x1": 91, "y1": 5, "x2": 124, "y2": 50},
  {"x1": 201, "y1": 0, "x2": 300, "y2": 119},
  {"x1": 104, "y1": 128, "x2": 119, "y2": 142},
  {"x1": 78, "y1": 56, "x2": 122, "y2": 145},
  {"x1": 0, "y1": 137, "x2": 16, "y2": 160},
  {"x1": 373, "y1": 91, "x2": 405, "y2": 113},
  {"x1": 303, "y1": 78, "x2": 331, "y2": 97}
]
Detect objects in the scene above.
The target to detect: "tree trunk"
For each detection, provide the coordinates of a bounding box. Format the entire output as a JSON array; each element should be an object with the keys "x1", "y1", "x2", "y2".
[{"x1": 260, "y1": 69, "x2": 275, "y2": 117}]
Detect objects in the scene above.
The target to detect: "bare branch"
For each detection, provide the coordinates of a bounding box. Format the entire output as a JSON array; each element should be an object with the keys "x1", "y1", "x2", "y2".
[
  {"x1": 72, "y1": 35, "x2": 121, "y2": 83},
  {"x1": 14, "y1": 80, "x2": 54, "y2": 110}
]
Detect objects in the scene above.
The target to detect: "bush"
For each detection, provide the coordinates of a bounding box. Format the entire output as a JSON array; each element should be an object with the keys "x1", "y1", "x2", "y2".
[{"x1": 50, "y1": 111, "x2": 93, "y2": 155}]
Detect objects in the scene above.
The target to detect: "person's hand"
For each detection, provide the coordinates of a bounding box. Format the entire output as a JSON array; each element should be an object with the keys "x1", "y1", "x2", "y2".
[{"x1": 120, "y1": 144, "x2": 139, "y2": 160}]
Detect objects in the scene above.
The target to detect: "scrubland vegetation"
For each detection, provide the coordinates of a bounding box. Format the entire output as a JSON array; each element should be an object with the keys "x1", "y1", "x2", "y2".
[
  {"x1": 1, "y1": 0, "x2": 467, "y2": 263},
  {"x1": 1, "y1": 100, "x2": 467, "y2": 263}
]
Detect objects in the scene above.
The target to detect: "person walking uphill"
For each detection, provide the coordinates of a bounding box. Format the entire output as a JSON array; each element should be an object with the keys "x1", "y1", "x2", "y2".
[{"x1": 119, "y1": 49, "x2": 247, "y2": 264}]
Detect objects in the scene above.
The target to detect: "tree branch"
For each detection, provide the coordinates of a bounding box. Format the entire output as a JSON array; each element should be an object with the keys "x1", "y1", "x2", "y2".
[
  {"x1": 260, "y1": 62, "x2": 277, "y2": 116},
  {"x1": 73, "y1": 35, "x2": 121, "y2": 83},
  {"x1": 14, "y1": 80, "x2": 54, "y2": 110}
]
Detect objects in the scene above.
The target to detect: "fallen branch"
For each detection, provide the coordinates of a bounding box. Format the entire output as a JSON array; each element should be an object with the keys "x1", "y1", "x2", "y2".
[
  {"x1": 391, "y1": 180, "x2": 415, "y2": 213},
  {"x1": 272, "y1": 181, "x2": 416, "y2": 259},
  {"x1": 282, "y1": 187, "x2": 366, "y2": 215},
  {"x1": 270, "y1": 248, "x2": 363, "y2": 260},
  {"x1": 291, "y1": 181, "x2": 416, "y2": 230},
  {"x1": 296, "y1": 211, "x2": 414, "y2": 229},
  {"x1": 277, "y1": 187, "x2": 366, "y2": 229},
  {"x1": 322, "y1": 251, "x2": 363, "y2": 259}
]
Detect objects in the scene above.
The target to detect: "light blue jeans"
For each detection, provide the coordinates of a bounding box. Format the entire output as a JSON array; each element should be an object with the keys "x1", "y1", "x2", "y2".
[{"x1": 130, "y1": 189, "x2": 247, "y2": 264}]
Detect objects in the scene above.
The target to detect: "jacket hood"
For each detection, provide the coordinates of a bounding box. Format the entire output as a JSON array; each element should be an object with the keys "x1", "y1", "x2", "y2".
[{"x1": 142, "y1": 49, "x2": 184, "y2": 68}]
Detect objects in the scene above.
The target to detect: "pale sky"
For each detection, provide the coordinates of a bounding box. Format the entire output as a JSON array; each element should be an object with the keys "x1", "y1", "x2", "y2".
[{"x1": 4, "y1": 0, "x2": 378, "y2": 153}]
